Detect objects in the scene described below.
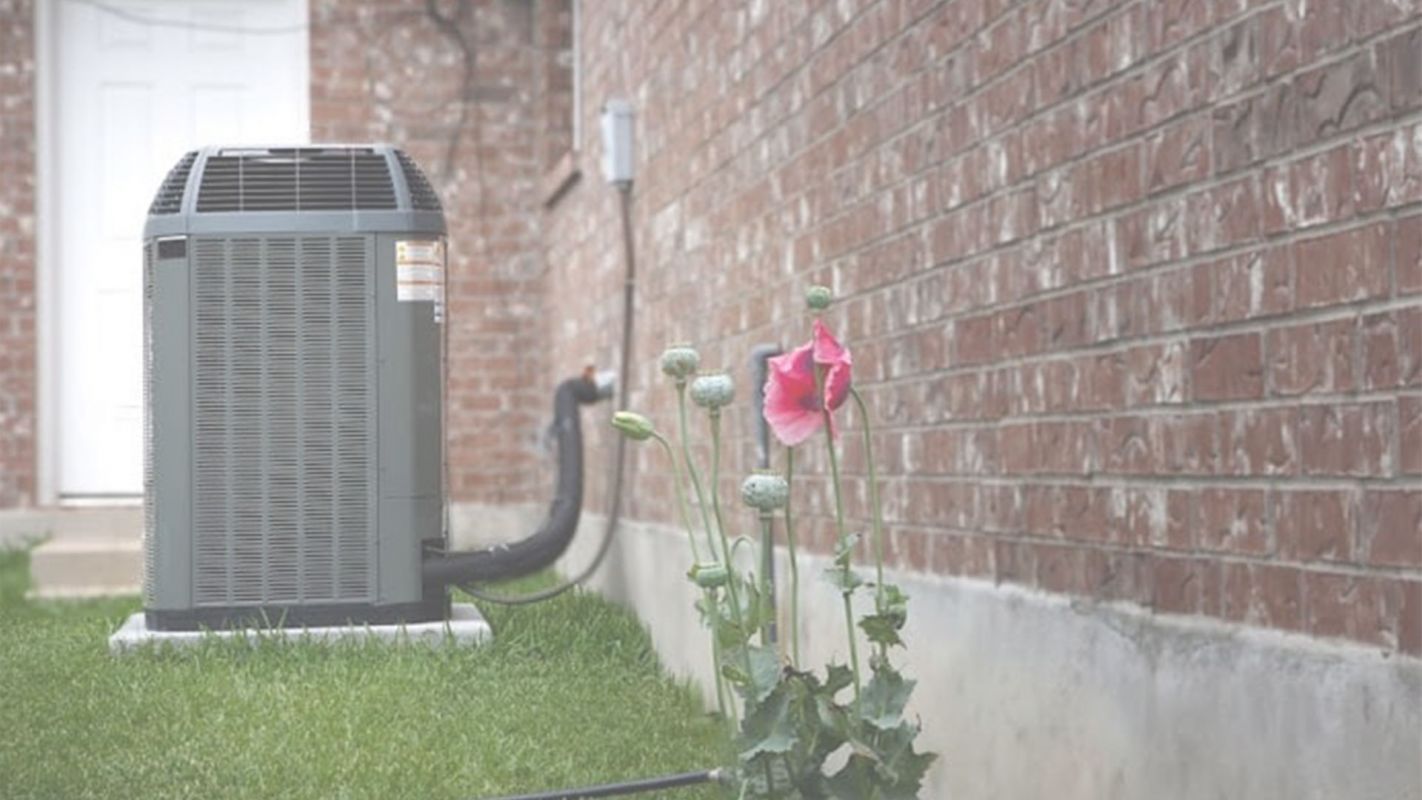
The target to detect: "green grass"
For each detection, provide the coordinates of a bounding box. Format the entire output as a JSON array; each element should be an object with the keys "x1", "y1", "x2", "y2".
[{"x1": 0, "y1": 548, "x2": 730, "y2": 799}]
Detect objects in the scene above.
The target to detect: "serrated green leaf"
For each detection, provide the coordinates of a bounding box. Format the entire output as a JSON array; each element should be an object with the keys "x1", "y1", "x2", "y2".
[
  {"x1": 880, "y1": 582, "x2": 908, "y2": 609},
  {"x1": 738, "y1": 645, "x2": 783, "y2": 705},
  {"x1": 823, "y1": 663, "x2": 855, "y2": 695},
  {"x1": 822, "y1": 566, "x2": 864, "y2": 595},
  {"x1": 824, "y1": 753, "x2": 878, "y2": 799},
  {"x1": 860, "y1": 611, "x2": 906, "y2": 648},
  {"x1": 833, "y1": 533, "x2": 862, "y2": 568},
  {"x1": 738, "y1": 685, "x2": 798, "y2": 760},
  {"x1": 860, "y1": 667, "x2": 915, "y2": 730}
]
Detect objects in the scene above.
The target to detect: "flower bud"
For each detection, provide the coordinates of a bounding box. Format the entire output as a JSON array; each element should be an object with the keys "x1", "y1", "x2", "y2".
[
  {"x1": 805, "y1": 285, "x2": 833, "y2": 311},
  {"x1": 689, "y1": 562, "x2": 729, "y2": 588},
  {"x1": 741, "y1": 471, "x2": 789, "y2": 512},
  {"x1": 610, "y1": 411, "x2": 655, "y2": 442},
  {"x1": 689, "y1": 372, "x2": 735, "y2": 411},
  {"x1": 659, "y1": 344, "x2": 701, "y2": 381}
]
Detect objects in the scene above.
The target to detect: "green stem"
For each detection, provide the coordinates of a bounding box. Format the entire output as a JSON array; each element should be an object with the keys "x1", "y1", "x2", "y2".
[
  {"x1": 708, "y1": 411, "x2": 757, "y2": 715},
  {"x1": 850, "y1": 388, "x2": 887, "y2": 662},
  {"x1": 758, "y1": 513, "x2": 775, "y2": 646},
  {"x1": 651, "y1": 434, "x2": 701, "y2": 563},
  {"x1": 823, "y1": 411, "x2": 848, "y2": 541},
  {"x1": 842, "y1": 592, "x2": 861, "y2": 704},
  {"x1": 706, "y1": 595, "x2": 738, "y2": 731},
  {"x1": 822, "y1": 408, "x2": 861, "y2": 702},
  {"x1": 783, "y1": 447, "x2": 801, "y2": 667},
  {"x1": 653, "y1": 431, "x2": 731, "y2": 724},
  {"x1": 677, "y1": 386, "x2": 719, "y2": 560},
  {"x1": 708, "y1": 413, "x2": 742, "y2": 628}
]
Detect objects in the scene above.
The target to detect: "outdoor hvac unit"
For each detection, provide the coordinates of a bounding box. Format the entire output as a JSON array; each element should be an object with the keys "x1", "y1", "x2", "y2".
[{"x1": 141, "y1": 145, "x2": 449, "y2": 631}]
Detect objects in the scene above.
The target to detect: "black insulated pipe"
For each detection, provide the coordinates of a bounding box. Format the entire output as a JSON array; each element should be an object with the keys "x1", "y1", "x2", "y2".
[
  {"x1": 423, "y1": 375, "x2": 605, "y2": 587},
  {"x1": 479, "y1": 768, "x2": 723, "y2": 800}
]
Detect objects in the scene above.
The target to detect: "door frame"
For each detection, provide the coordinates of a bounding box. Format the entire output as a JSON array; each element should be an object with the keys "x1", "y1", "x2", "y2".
[{"x1": 33, "y1": 0, "x2": 311, "y2": 505}]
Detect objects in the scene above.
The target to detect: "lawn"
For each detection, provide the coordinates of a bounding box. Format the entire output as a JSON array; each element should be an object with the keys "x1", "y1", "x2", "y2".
[{"x1": 0, "y1": 548, "x2": 729, "y2": 799}]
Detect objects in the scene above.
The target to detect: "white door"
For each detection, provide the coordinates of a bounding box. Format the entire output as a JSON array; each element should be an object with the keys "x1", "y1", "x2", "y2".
[{"x1": 53, "y1": 0, "x2": 308, "y2": 499}]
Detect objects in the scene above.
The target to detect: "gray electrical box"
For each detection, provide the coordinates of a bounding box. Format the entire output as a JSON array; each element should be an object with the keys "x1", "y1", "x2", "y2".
[{"x1": 141, "y1": 145, "x2": 448, "y2": 631}]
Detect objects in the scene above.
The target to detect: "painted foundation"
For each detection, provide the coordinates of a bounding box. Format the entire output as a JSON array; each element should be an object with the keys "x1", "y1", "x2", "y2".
[{"x1": 560, "y1": 514, "x2": 1422, "y2": 800}]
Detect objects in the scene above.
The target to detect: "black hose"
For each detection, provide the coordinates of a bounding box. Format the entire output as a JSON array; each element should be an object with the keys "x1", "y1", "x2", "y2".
[
  {"x1": 423, "y1": 375, "x2": 603, "y2": 587},
  {"x1": 451, "y1": 184, "x2": 638, "y2": 605},
  {"x1": 479, "y1": 768, "x2": 721, "y2": 800}
]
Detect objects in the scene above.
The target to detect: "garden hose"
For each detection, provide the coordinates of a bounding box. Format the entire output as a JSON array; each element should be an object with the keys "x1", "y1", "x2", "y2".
[{"x1": 479, "y1": 767, "x2": 723, "y2": 800}]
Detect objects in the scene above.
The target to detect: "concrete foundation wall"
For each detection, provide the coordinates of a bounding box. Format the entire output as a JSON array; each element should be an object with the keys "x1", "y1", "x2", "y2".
[{"x1": 562, "y1": 514, "x2": 1422, "y2": 799}]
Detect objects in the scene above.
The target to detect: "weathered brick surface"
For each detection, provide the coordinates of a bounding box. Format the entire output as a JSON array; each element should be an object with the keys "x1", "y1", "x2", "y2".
[
  {"x1": 0, "y1": 0, "x2": 35, "y2": 508},
  {"x1": 0, "y1": 0, "x2": 1415, "y2": 655},
  {"x1": 534, "y1": 0, "x2": 1422, "y2": 655},
  {"x1": 310, "y1": 0, "x2": 569, "y2": 505}
]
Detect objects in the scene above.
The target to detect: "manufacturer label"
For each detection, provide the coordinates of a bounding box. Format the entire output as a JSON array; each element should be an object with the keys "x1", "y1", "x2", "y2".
[{"x1": 395, "y1": 239, "x2": 446, "y2": 322}]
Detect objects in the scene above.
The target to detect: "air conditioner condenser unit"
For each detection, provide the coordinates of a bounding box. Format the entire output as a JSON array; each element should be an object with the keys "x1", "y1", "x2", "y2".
[{"x1": 138, "y1": 144, "x2": 591, "y2": 634}]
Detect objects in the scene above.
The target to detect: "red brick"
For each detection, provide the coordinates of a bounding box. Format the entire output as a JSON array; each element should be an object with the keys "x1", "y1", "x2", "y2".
[
  {"x1": 1260, "y1": 145, "x2": 1353, "y2": 234},
  {"x1": 1222, "y1": 562, "x2": 1304, "y2": 631},
  {"x1": 1196, "y1": 488, "x2": 1269, "y2": 556},
  {"x1": 1399, "y1": 214, "x2": 1422, "y2": 295},
  {"x1": 1359, "y1": 490, "x2": 1422, "y2": 568},
  {"x1": 1295, "y1": 402, "x2": 1396, "y2": 477},
  {"x1": 1292, "y1": 222, "x2": 1391, "y2": 309},
  {"x1": 1190, "y1": 332, "x2": 1264, "y2": 401},
  {"x1": 1401, "y1": 397, "x2": 1422, "y2": 475},
  {"x1": 1400, "y1": 581, "x2": 1422, "y2": 656},
  {"x1": 1154, "y1": 559, "x2": 1200, "y2": 616},
  {"x1": 1266, "y1": 317, "x2": 1357, "y2": 396},
  {"x1": 1305, "y1": 572, "x2": 1415, "y2": 651},
  {"x1": 1145, "y1": 114, "x2": 1212, "y2": 194},
  {"x1": 1276, "y1": 490, "x2": 1355, "y2": 562},
  {"x1": 1360, "y1": 309, "x2": 1422, "y2": 390}
]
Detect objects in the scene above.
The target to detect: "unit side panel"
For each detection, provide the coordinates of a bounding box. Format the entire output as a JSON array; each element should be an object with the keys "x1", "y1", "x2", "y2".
[
  {"x1": 149, "y1": 239, "x2": 194, "y2": 609},
  {"x1": 375, "y1": 233, "x2": 445, "y2": 606}
]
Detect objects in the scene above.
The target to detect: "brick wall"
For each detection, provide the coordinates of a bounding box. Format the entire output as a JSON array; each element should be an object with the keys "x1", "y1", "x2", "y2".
[
  {"x1": 539, "y1": 0, "x2": 1422, "y2": 655},
  {"x1": 310, "y1": 0, "x2": 566, "y2": 505},
  {"x1": 0, "y1": 0, "x2": 36, "y2": 508}
]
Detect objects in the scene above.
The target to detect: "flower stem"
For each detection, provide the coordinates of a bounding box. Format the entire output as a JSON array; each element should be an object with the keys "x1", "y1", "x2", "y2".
[
  {"x1": 708, "y1": 411, "x2": 757, "y2": 714},
  {"x1": 706, "y1": 594, "x2": 738, "y2": 732},
  {"x1": 850, "y1": 387, "x2": 888, "y2": 662},
  {"x1": 651, "y1": 434, "x2": 728, "y2": 727},
  {"x1": 822, "y1": 408, "x2": 861, "y2": 703},
  {"x1": 708, "y1": 414, "x2": 746, "y2": 630},
  {"x1": 842, "y1": 592, "x2": 861, "y2": 703},
  {"x1": 677, "y1": 386, "x2": 719, "y2": 559},
  {"x1": 757, "y1": 513, "x2": 775, "y2": 645},
  {"x1": 783, "y1": 447, "x2": 801, "y2": 667},
  {"x1": 652, "y1": 434, "x2": 701, "y2": 563}
]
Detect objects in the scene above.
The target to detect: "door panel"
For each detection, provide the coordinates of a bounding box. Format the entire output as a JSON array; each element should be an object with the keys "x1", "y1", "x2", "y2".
[{"x1": 55, "y1": 0, "x2": 308, "y2": 498}]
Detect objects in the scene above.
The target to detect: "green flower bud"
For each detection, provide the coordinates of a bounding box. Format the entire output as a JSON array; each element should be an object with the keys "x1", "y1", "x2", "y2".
[
  {"x1": 689, "y1": 562, "x2": 729, "y2": 588},
  {"x1": 741, "y1": 471, "x2": 789, "y2": 512},
  {"x1": 689, "y1": 371, "x2": 735, "y2": 411},
  {"x1": 610, "y1": 411, "x2": 655, "y2": 442},
  {"x1": 660, "y1": 343, "x2": 701, "y2": 381},
  {"x1": 806, "y1": 285, "x2": 833, "y2": 311}
]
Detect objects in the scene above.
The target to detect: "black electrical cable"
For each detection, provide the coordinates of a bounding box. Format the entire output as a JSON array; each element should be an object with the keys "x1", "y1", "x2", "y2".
[
  {"x1": 453, "y1": 184, "x2": 637, "y2": 605},
  {"x1": 479, "y1": 768, "x2": 721, "y2": 800}
]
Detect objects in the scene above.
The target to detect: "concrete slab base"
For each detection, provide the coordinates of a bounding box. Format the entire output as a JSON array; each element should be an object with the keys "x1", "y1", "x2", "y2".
[{"x1": 108, "y1": 603, "x2": 491, "y2": 654}]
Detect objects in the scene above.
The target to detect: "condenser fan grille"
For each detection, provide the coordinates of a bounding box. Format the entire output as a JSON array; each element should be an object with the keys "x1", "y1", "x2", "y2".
[
  {"x1": 195, "y1": 148, "x2": 399, "y2": 213},
  {"x1": 190, "y1": 236, "x2": 375, "y2": 606},
  {"x1": 149, "y1": 151, "x2": 197, "y2": 214},
  {"x1": 394, "y1": 150, "x2": 442, "y2": 211}
]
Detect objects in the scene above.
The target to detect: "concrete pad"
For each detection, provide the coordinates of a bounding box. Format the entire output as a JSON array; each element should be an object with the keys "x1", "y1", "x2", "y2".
[{"x1": 109, "y1": 602, "x2": 491, "y2": 654}]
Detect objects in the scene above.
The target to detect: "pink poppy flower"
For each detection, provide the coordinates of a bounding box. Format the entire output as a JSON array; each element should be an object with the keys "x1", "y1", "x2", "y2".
[{"x1": 763, "y1": 320, "x2": 853, "y2": 446}]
